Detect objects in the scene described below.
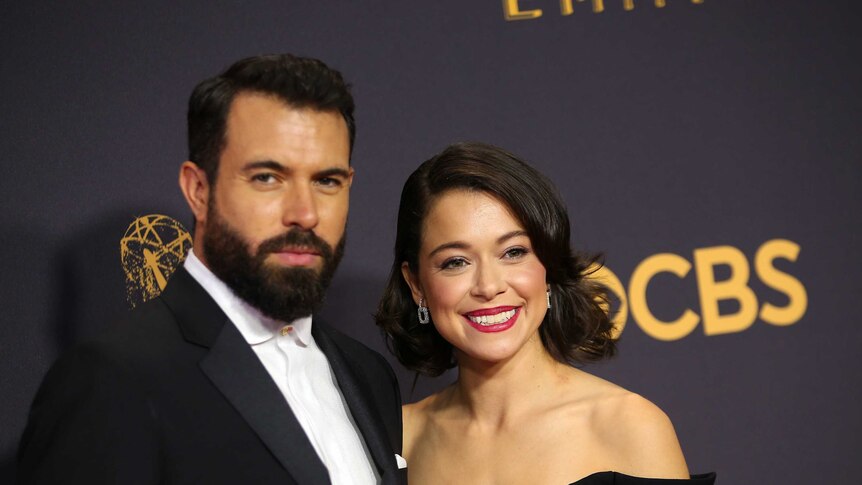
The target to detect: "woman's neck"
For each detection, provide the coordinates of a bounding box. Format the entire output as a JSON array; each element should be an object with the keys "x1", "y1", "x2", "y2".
[{"x1": 448, "y1": 339, "x2": 569, "y2": 429}]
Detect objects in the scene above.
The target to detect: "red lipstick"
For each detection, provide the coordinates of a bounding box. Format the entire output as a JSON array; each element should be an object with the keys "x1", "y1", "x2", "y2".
[{"x1": 463, "y1": 306, "x2": 520, "y2": 333}]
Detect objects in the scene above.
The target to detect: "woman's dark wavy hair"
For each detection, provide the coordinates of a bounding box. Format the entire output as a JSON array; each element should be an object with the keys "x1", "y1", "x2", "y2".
[{"x1": 375, "y1": 142, "x2": 616, "y2": 377}]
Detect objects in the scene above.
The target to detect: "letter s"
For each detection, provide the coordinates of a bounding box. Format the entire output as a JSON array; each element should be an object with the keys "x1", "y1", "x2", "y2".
[{"x1": 755, "y1": 239, "x2": 808, "y2": 326}]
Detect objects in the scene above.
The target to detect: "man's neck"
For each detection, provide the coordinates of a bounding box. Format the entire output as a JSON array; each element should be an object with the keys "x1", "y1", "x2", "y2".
[{"x1": 183, "y1": 249, "x2": 312, "y2": 344}]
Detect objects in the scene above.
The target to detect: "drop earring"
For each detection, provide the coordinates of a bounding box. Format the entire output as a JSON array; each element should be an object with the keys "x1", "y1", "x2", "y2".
[
  {"x1": 546, "y1": 285, "x2": 552, "y2": 309},
  {"x1": 418, "y1": 297, "x2": 430, "y2": 324}
]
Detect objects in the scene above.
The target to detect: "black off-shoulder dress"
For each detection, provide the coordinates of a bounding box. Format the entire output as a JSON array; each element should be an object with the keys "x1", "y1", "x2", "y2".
[{"x1": 570, "y1": 472, "x2": 717, "y2": 484}]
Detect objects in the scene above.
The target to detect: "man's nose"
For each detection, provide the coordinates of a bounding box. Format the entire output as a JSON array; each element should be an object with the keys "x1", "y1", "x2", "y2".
[
  {"x1": 281, "y1": 184, "x2": 319, "y2": 230},
  {"x1": 470, "y1": 261, "x2": 507, "y2": 301}
]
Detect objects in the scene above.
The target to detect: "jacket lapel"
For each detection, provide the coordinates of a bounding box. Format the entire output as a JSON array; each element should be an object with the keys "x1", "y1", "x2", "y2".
[
  {"x1": 313, "y1": 324, "x2": 399, "y2": 484},
  {"x1": 160, "y1": 268, "x2": 330, "y2": 485}
]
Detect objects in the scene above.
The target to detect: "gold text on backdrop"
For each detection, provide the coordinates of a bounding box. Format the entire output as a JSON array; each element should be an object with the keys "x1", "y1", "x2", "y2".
[
  {"x1": 593, "y1": 239, "x2": 807, "y2": 340},
  {"x1": 503, "y1": 0, "x2": 705, "y2": 20}
]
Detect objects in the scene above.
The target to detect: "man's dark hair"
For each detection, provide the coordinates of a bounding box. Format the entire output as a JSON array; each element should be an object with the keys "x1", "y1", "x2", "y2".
[
  {"x1": 375, "y1": 141, "x2": 616, "y2": 377},
  {"x1": 187, "y1": 53, "x2": 355, "y2": 183}
]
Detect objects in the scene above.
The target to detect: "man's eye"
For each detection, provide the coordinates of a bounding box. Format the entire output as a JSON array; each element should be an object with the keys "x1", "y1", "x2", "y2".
[
  {"x1": 251, "y1": 173, "x2": 277, "y2": 183},
  {"x1": 317, "y1": 177, "x2": 342, "y2": 187}
]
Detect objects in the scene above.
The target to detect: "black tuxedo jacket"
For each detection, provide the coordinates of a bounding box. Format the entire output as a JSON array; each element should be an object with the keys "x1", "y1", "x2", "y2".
[{"x1": 18, "y1": 268, "x2": 404, "y2": 484}]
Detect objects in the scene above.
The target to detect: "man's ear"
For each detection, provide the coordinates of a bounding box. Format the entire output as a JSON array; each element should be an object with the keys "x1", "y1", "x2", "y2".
[
  {"x1": 178, "y1": 161, "x2": 210, "y2": 226},
  {"x1": 401, "y1": 262, "x2": 424, "y2": 305},
  {"x1": 346, "y1": 167, "x2": 355, "y2": 189}
]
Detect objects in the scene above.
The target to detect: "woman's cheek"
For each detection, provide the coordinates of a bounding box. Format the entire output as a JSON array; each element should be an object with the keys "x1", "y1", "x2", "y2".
[
  {"x1": 425, "y1": 272, "x2": 472, "y2": 321},
  {"x1": 511, "y1": 264, "x2": 547, "y2": 293}
]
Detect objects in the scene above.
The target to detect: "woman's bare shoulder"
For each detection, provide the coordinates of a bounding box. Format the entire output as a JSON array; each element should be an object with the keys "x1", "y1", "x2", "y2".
[
  {"x1": 550, "y1": 367, "x2": 631, "y2": 412},
  {"x1": 403, "y1": 387, "x2": 449, "y2": 421},
  {"x1": 584, "y1": 379, "x2": 689, "y2": 478},
  {"x1": 593, "y1": 391, "x2": 679, "y2": 443},
  {"x1": 402, "y1": 386, "x2": 455, "y2": 457},
  {"x1": 402, "y1": 395, "x2": 428, "y2": 431}
]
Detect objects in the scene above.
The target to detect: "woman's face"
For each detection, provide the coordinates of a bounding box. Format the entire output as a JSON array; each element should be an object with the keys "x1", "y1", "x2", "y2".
[{"x1": 402, "y1": 190, "x2": 549, "y2": 364}]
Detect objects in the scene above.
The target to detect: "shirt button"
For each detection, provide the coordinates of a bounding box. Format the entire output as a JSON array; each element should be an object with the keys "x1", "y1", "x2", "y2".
[{"x1": 281, "y1": 326, "x2": 293, "y2": 336}]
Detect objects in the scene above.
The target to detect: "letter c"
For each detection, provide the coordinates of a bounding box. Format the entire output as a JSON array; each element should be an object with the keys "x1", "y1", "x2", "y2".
[{"x1": 629, "y1": 253, "x2": 700, "y2": 341}]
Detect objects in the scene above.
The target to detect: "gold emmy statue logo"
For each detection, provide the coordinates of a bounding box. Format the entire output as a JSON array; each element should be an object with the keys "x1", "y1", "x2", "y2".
[{"x1": 121, "y1": 214, "x2": 192, "y2": 308}]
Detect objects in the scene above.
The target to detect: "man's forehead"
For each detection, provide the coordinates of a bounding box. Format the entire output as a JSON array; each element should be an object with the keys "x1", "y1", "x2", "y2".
[
  {"x1": 219, "y1": 94, "x2": 350, "y2": 169},
  {"x1": 227, "y1": 91, "x2": 344, "y2": 125}
]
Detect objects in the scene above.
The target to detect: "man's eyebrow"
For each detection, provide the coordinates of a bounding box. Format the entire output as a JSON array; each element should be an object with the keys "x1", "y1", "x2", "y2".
[
  {"x1": 241, "y1": 160, "x2": 285, "y2": 172},
  {"x1": 315, "y1": 167, "x2": 352, "y2": 179},
  {"x1": 240, "y1": 162, "x2": 350, "y2": 179}
]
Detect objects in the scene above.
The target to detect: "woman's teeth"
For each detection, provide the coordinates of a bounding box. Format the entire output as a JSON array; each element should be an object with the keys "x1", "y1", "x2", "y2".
[{"x1": 467, "y1": 309, "x2": 516, "y2": 326}]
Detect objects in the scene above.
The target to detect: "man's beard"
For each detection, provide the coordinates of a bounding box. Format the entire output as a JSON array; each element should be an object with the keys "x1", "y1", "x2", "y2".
[{"x1": 202, "y1": 208, "x2": 345, "y2": 323}]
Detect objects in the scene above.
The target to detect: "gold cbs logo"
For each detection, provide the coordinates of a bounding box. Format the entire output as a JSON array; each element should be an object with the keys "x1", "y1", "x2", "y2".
[{"x1": 594, "y1": 239, "x2": 807, "y2": 340}]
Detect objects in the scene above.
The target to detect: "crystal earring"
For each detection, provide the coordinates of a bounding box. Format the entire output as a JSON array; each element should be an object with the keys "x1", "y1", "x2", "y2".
[
  {"x1": 418, "y1": 297, "x2": 430, "y2": 324},
  {"x1": 546, "y1": 285, "x2": 552, "y2": 309}
]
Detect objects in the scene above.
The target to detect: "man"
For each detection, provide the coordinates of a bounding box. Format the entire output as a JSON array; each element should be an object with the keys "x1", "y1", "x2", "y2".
[{"x1": 18, "y1": 54, "x2": 404, "y2": 484}]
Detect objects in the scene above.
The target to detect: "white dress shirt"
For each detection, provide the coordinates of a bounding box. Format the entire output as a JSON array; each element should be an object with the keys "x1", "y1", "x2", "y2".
[{"x1": 184, "y1": 249, "x2": 379, "y2": 484}]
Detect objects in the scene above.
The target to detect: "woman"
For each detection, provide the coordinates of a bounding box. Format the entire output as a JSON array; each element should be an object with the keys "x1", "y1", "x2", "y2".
[{"x1": 376, "y1": 142, "x2": 715, "y2": 484}]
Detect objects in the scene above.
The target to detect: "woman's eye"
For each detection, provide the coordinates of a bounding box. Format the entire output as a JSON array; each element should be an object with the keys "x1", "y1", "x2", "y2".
[
  {"x1": 503, "y1": 247, "x2": 529, "y2": 259},
  {"x1": 440, "y1": 257, "x2": 468, "y2": 270}
]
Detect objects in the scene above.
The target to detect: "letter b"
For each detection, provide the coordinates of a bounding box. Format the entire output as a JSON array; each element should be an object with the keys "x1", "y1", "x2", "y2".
[{"x1": 694, "y1": 246, "x2": 758, "y2": 335}]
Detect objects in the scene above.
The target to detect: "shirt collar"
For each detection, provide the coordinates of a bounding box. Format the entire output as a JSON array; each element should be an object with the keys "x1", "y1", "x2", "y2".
[{"x1": 183, "y1": 248, "x2": 312, "y2": 346}]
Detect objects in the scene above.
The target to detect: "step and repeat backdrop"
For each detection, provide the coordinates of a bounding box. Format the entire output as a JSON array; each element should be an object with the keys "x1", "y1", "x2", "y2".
[{"x1": 2, "y1": 1, "x2": 859, "y2": 483}]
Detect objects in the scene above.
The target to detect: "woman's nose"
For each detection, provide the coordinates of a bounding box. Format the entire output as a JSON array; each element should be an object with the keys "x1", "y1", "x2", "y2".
[{"x1": 470, "y1": 262, "x2": 507, "y2": 300}]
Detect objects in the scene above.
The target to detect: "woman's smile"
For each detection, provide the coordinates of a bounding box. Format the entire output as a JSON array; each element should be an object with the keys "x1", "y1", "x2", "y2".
[{"x1": 463, "y1": 306, "x2": 520, "y2": 332}]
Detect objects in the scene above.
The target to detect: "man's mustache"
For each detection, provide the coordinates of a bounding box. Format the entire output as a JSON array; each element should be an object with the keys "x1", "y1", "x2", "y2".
[{"x1": 256, "y1": 229, "x2": 333, "y2": 260}]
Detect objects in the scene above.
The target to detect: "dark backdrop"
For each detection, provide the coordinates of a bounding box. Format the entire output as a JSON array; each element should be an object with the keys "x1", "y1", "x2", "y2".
[{"x1": 2, "y1": 1, "x2": 860, "y2": 483}]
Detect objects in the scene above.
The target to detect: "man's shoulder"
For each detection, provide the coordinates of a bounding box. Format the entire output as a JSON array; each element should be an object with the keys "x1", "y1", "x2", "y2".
[
  {"x1": 315, "y1": 321, "x2": 382, "y2": 355},
  {"x1": 315, "y1": 321, "x2": 403, "y2": 426},
  {"x1": 18, "y1": 295, "x2": 215, "y2": 483},
  {"x1": 92, "y1": 269, "x2": 222, "y2": 360},
  {"x1": 314, "y1": 321, "x2": 394, "y2": 373},
  {"x1": 54, "y1": 297, "x2": 194, "y2": 379},
  {"x1": 33, "y1": 295, "x2": 211, "y2": 416},
  {"x1": 97, "y1": 296, "x2": 185, "y2": 351}
]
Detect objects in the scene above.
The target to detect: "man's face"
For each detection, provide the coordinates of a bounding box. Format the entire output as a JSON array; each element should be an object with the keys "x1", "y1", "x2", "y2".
[{"x1": 198, "y1": 92, "x2": 353, "y2": 321}]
